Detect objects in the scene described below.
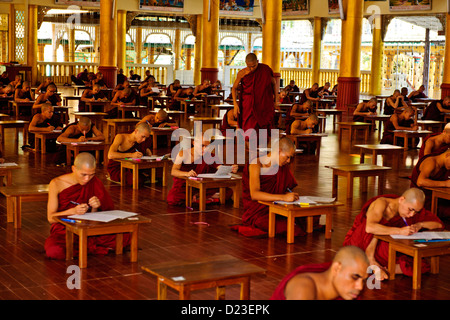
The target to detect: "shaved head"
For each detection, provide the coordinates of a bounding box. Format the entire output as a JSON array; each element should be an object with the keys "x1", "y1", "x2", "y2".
[
  {"x1": 246, "y1": 53, "x2": 258, "y2": 62},
  {"x1": 74, "y1": 152, "x2": 96, "y2": 169},
  {"x1": 78, "y1": 116, "x2": 92, "y2": 127},
  {"x1": 402, "y1": 188, "x2": 425, "y2": 205},
  {"x1": 333, "y1": 246, "x2": 369, "y2": 267},
  {"x1": 135, "y1": 122, "x2": 151, "y2": 133}
]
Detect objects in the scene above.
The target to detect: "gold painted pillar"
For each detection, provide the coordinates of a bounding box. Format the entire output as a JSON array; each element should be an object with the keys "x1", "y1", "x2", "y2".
[
  {"x1": 117, "y1": 10, "x2": 127, "y2": 72},
  {"x1": 8, "y1": 4, "x2": 15, "y2": 63},
  {"x1": 441, "y1": 13, "x2": 450, "y2": 98},
  {"x1": 312, "y1": 17, "x2": 322, "y2": 85},
  {"x1": 99, "y1": 0, "x2": 117, "y2": 88},
  {"x1": 194, "y1": 14, "x2": 203, "y2": 85},
  {"x1": 201, "y1": 0, "x2": 219, "y2": 83},
  {"x1": 370, "y1": 20, "x2": 383, "y2": 96},
  {"x1": 135, "y1": 26, "x2": 142, "y2": 64},
  {"x1": 186, "y1": 47, "x2": 192, "y2": 70},
  {"x1": 27, "y1": 5, "x2": 38, "y2": 85},
  {"x1": 174, "y1": 28, "x2": 181, "y2": 70},
  {"x1": 336, "y1": 0, "x2": 364, "y2": 114},
  {"x1": 261, "y1": 0, "x2": 282, "y2": 90}
]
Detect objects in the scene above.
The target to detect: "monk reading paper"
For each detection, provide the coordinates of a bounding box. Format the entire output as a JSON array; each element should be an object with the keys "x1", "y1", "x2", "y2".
[
  {"x1": 232, "y1": 53, "x2": 276, "y2": 138},
  {"x1": 167, "y1": 136, "x2": 238, "y2": 206},
  {"x1": 343, "y1": 188, "x2": 443, "y2": 280},
  {"x1": 45, "y1": 153, "x2": 130, "y2": 259},
  {"x1": 236, "y1": 137, "x2": 311, "y2": 237},
  {"x1": 107, "y1": 122, "x2": 153, "y2": 186},
  {"x1": 270, "y1": 246, "x2": 369, "y2": 300}
]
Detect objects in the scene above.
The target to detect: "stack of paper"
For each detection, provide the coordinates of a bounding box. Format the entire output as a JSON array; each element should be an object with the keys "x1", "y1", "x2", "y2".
[
  {"x1": 391, "y1": 231, "x2": 450, "y2": 240},
  {"x1": 274, "y1": 196, "x2": 336, "y2": 206},
  {"x1": 0, "y1": 162, "x2": 19, "y2": 167},
  {"x1": 197, "y1": 165, "x2": 232, "y2": 179},
  {"x1": 68, "y1": 210, "x2": 137, "y2": 222}
]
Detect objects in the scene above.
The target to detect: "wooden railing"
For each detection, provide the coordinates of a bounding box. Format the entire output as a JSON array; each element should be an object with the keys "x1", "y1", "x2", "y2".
[{"x1": 36, "y1": 62, "x2": 173, "y2": 86}]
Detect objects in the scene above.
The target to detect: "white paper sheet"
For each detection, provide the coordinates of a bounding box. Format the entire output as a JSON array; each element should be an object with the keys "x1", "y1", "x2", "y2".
[
  {"x1": 197, "y1": 166, "x2": 233, "y2": 179},
  {"x1": 68, "y1": 210, "x2": 137, "y2": 222},
  {"x1": 391, "y1": 231, "x2": 450, "y2": 240},
  {"x1": 0, "y1": 162, "x2": 18, "y2": 167},
  {"x1": 274, "y1": 196, "x2": 336, "y2": 206}
]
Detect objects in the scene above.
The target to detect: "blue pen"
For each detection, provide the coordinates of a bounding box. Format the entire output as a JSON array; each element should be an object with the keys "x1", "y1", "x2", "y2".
[
  {"x1": 286, "y1": 188, "x2": 292, "y2": 193},
  {"x1": 414, "y1": 239, "x2": 450, "y2": 243},
  {"x1": 402, "y1": 217, "x2": 409, "y2": 226},
  {"x1": 61, "y1": 218, "x2": 78, "y2": 223}
]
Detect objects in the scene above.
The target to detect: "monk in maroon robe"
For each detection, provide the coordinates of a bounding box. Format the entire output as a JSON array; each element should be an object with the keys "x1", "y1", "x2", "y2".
[
  {"x1": 167, "y1": 137, "x2": 238, "y2": 206},
  {"x1": 45, "y1": 153, "x2": 131, "y2": 260},
  {"x1": 236, "y1": 137, "x2": 305, "y2": 237},
  {"x1": 418, "y1": 123, "x2": 450, "y2": 159},
  {"x1": 231, "y1": 53, "x2": 276, "y2": 139},
  {"x1": 343, "y1": 188, "x2": 443, "y2": 279},
  {"x1": 270, "y1": 246, "x2": 369, "y2": 300},
  {"x1": 410, "y1": 149, "x2": 450, "y2": 218},
  {"x1": 107, "y1": 122, "x2": 153, "y2": 186}
]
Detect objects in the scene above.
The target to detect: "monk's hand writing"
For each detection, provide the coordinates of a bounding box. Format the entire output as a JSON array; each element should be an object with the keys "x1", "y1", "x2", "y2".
[
  {"x1": 231, "y1": 164, "x2": 239, "y2": 173},
  {"x1": 47, "y1": 126, "x2": 55, "y2": 132},
  {"x1": 186, "y1": 169, "x2": 197, "y2": 177},
  {"x1": 399, "y1": 225, "x2": 418, "y2": 236},
  {"x1": 132, "y1": 151, "x2": 143, "y2": 158},
  {"x1": 88, "y1": 196, "x2": 101, "y2": 209},
  {"x1": 73, "y1": 203, "x2": 89, "y2": 215},
  {"x1": 78, "y1": 136, "x2": 87, "y2": 142},
  {"x1": 283, "y1": 192, "x2": 299, "y2": 202}
]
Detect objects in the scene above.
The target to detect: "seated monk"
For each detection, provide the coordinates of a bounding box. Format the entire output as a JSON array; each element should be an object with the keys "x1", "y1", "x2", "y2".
[
  {"x1": 408, "y1": 84, "x2": 427, "y2": 102},
  {"x1": 422, "y1": 96, "x2": 450, "y2": 121},
  {"x1": 170, "y1": 87, "x2": 194, "y2": 111},
  {"x1": 383, "y1": 89, "x2": 408, "y2": 115},
  {"x1": 380, "y1": 106, "x2": 417, "y2": 145},
  {"x1": 35, "y1": 77, "x2": 55, "y2": 94},
  {"x1": 44, "y1": 152, "x2": 131, "y2": 259},
  {"x1": 299, "y1": 83, "x2": 320, "y2": 105},
  {"x1": 166, "y1": 79, "x2": 182, "y2": 98},
  {"x1": 109, "y1": 87, "x2": 137, "y2": 118},
  {"x1": 14, "y1": 81, "x2": 35, "y2": 102},
  {"x1": 33, "y1": 84, "x2": 61, "y2": 109},
  {"x1": 167, "y1": 136, "x2": 238, "y2": 206},
  {"x1": 288, "y1": 113, "x2": 319, "y2": 135},
  {"x1": 276, "y1": 89, "x2": 291, "y2": 106},
  {"x1": 57, "y1": 116, "x2": 104, "y2": 143},
  {"x1": 0, "y1": 84, "x2": 15, "y2": 98},
  {"x1": 343, "y1": 188, "x2": 443, "y2": 280},
  {"x1": 270, "y1": 246, "x2": 369, "y2": 300},
  {"x1": 111, "y1": 79, "x2": 132, "y2": 98},
  {"x1": 410, "y1": 149, "x2": 450, "y2": 219},
  {"x1": 107, "y1": 122, "x2": 153, "y2": 186},
  {"x1": 236, "y1": 137, "x2": 310, "y2": 237},
  {"x1": 137, "y1": 109, "x2": 177, "y2": 128},
  {"x1": 26, "y1": 103, "x2": 63, "y2": 150},
  {"x1": 139, "y1": 78, "x2": 160, "y2": 106},
  {"x1": 193, "y1": 79, "x2": 212, "y2": 98},
  {"x1": 220, "y1": 108, "x2": 238, "y2": 137},
  {"x1": 419, "y1": 123, "x2": 450, "y2": 159},
  {"x1": 352, "y1": 98, "x2": 377, "y2": 122},
  {"x1": 79, "y1": 84, "x2": 108, "y2": 112}
]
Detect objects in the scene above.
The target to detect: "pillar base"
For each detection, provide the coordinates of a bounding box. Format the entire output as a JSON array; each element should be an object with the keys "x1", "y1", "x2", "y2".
[
  {"x1": 98, "y1": 66, "x2": 118, "y2": 89},
  {"x1": 201, "y1": 68, "x2": 219, "y2": 83},
  {"x1": 336, "y1": 77, "x2": 361, "y2": 120},
  {"x1": 440, "y1": 83, "x2": 450, "y2": 99}
]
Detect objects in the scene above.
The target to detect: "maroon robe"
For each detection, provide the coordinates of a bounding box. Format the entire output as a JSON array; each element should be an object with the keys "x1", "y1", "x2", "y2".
[
  {"x1": 343, "y1": 194, "x2": 443, "y2": 276},
  {"x1": 418, "y1": 133, "x2": 450, "y2": 159},
  {"x1": 44, "y1": 176, "x2": 131, "y2": 260},
  {"x1": 167, "y1": 158, "x2": 232, "y2": 206},
  {"x1": 270, "y1": 262, "x2": 333, "y2": 300},
  {"x1": 240, "y1": 163, "x2": 306, "y2": 236},
  {"x1": 106, "y1": 137, "x2": 152, "y2": 186},
  {"x1": 238, "y1": 63, "x2": 275, "y2": 133},
  {"x1": 410, "y1": 152, "x2": 450, "y2": 218}
]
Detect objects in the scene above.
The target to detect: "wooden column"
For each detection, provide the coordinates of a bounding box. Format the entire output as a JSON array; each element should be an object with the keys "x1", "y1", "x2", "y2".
[
  {"x1": 312, "y1": 17, "x2": 322, "y2": 85},
  {"x1": 117, "y1": 10, "x2": 127, "y2": 72},
  {"x1": 99, "y1": 0, "x2": 117, "y2": 88},
  {"x1": 201, "y1": 0, "x2": 219, "y2": 83},
  {"x1": 370, "y1": 19, "x2": 383, "y2": 96},
  {"x1": 27, "y1": 5, "x2": 38, "y2": 86},
  {"x1": 440, "y1": 13, "x2": 450, "y2": 98},
  {"x1": 194, "y1": 15, "x2": 203, "y2": 85}
]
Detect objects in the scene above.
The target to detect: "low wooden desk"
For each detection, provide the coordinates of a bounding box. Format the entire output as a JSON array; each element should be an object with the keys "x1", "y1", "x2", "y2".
[
  {"x1": 0, "y1": 184, "x2": 48, "y2": 228},
  {"x1": 328, "y1": 164, "x2": 391, "y2": 199},
  {"x1": 337, "y1": 122, "x2": 371, "y2": 145},
  {"x1": 393, "y1": 130, "x2": 433, "y2": 152},
  {"x1": 0, "y1": 120, "x2": 29, "y2": 152},
  {"x1": 11, "y1": 101, "x2": 34, "y2": 120},
  {"x1": 0, "y1": 163, "x2": 20, "y2": 186},
  {"x1": 210, "y1": 104, "x2": 233, "y2": 117},
  {"x1": 259, "y1": 200, "x2": 343, "y2": 243},
  {"x1": 32, "y1": 130, "x2": 61, "y2": 154},
  {"x1": 103, "y1": 118, "x2": 140, "y2": 142},
  {"x1": 363, "y1": 114, "x2": 391, "y2": 139},
  {"x1": 74, "y1": 112, "x2": 108, "y2": 130},
  {"x1": 148, "y1": 109, "x2": 184, "y2": 127},
  {"x1": 318, "y1": 98, "x2": 335, "y2": 109},
  {"x1": 141, "y1": 254, "x2": 265, "y2": 300},
  {"x1": 150, "y1": 127, "x2": 176, "y2": 152},
  {"x1": 62, "y1": 95, "x2": 81, "y2": 107},
  {"x1": 354, "y1": 144, "x2": 404, "y2": 169},
  {"x1": 63, "y1": 141, "x2": 110, "y2": 167},
  {"x1": 189, "y1": 116, "x2": 222, "y2": 130},
  {"x1": 425, "y1": 187, "x2": 450, "y2": 215},
  {"x1": 180, "y1": 99, "x2": 205, "y2": 117},
  {"x1": 184, "y1": 175, "x2": 242, "y2": 212},
  {"x1": 56, "y1": 214, "x2": 151, "y2": 268},
  {"x1": 53, "y1": 106, "x2": 70, "y2": 125},
  {"x1": 85, "y1": 100, "x2": 110, "y2": 113},
  {"x1": 285, "y1": 133, "x2": 326, "y2": 159},
  {"x1": 417, "y1": 120, "x2": 445, "y2": 133},
  {"x1": 148, "y1": 96, "x2": 171, "y2": 110},
  {"x1": 72, "y1": 85, "x2": 89, "y2": 96},
  {"x1": 118, "y1": 105, "x2": 148, "y2": 119},
  {"x1": 315, "y1": 109, "x2": 343, "y2": 132},
  {"x1": 118, "y1": 158, "x2": 171, "y2": 189},
  {"x1": 375, "y1": 234, "x2": 450, "y2": 289}
]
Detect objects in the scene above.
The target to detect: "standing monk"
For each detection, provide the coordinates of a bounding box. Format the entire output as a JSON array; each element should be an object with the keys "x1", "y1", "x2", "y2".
[
  {"x1": 45, "y1": 153, "x2": 130, "y2": 259},
  {"x1": 232, "y1": 53, "x2": 276, "y2": 139}
]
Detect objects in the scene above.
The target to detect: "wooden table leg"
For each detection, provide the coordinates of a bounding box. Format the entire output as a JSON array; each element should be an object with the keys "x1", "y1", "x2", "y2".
[
  {"x1": 130, "y1": 225, "x2": 138, "y2": 262},
  {"x1": 219, "y1": 187, "x2": 226, "y2": 205},
  {"x1": 378, "y1": 172, "x2": 385, "y2": 195},
  {"x1": 346, "y1": 172, "x2": 354, "y2": 199},
  {"x1": 332, "y1": 172, "x2": 338, "y2": 198},
  {"x1": 268, "y1": 208, "x2": 276, "y2": 238},
  {"x1": 412, "y1": 251, "x2": 421, "y2": 290},
  {"x1": 431, "y1": 192, "x2": 438, "y2": 215},
  {"x1": 179, "y1": 285, "x2": 191, "y2": 300},
  {"x1": 286, "y1": 212, "x2": 295, "y2": 244},
  {"x1": 157, "y1": 279, "x2": 167, "y2": 300},
  {"x1": 199, "y1": 184, "x2": 206, "y2": 212},
  {"x1": 65, "y1": 229, "x2": 74, "y2": 261},
  {"x1": 232, "y1": 183, "x2": 240, "y2": 208},
  {"x1": 115, "y1": 233, "x2": 123, "y2": 255},
  {"x1": 431, "y1": 256, "x2": 439, "y2": 274},
  {"x1": 78, "y1": 229, "x2": 88, "y2": 268},
  {"x1": 6, "y1": 196, "x2": 15, "y2": 223},
  {"x1": 387, "y1": 244, "x2": 396, "y2": 280},
  {"x1": 240, "y1": 277, "x2": 250, "y2": 300},
  {"x1": 325, "y1": 212, "x2": 332, "y2": 239},
  {"x1": 14, "y1": 196, "x2": 21, "y2": 229},
  {"x1": 132, "y1": 165, "x2": 139, "y2": 190},
  {"x1": 359, "y1": 150, "x2": 365, "y2": 164},
  {"x1": 162, "y1": 163, "x2": 167, "y2": 187},
  {"x1": 216, "y1": 286, "x2": 226, "y2": 300}
]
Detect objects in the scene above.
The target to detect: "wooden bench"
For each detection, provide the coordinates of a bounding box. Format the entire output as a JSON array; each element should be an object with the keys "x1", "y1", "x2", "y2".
[
  {"x1": 354, "y1": 144, "x2": 404, "y2": 170},
  {"x1": 0, "y1": 163, "x2": 20, "y2": 186},
  {"x1": 118, "y1": 158, "x2": 171, "y2": 189},
  {"x1": 63, "y1": 141, "x2": 110, "y2": 167},
  {"x1": 0, "y1": 184, "x2": 49, "y2": 228},
  {"x1": 328, "y1": 164, "x2": 391, "y2": 200},
  {"x1": 141, "y1": 254, "x2": 266, "y2": 300},
  {"x1": 393, "y1": 130, "x2": 433, "y2": 152}
]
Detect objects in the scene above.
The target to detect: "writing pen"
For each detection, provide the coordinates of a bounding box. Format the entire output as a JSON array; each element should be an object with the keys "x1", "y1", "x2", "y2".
[
  {"x1": 402, "y1": 217, "x2": 409, "y2": 226},
  {"x1": 414, "y1": 239, "x2": 450, "y2": 243},
  {"x1": 61, "y1": 218, "x2": 81, "y2": 224},
  {"x1": 70, "y1": 200, "x2": 90, "y2": 208}
]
